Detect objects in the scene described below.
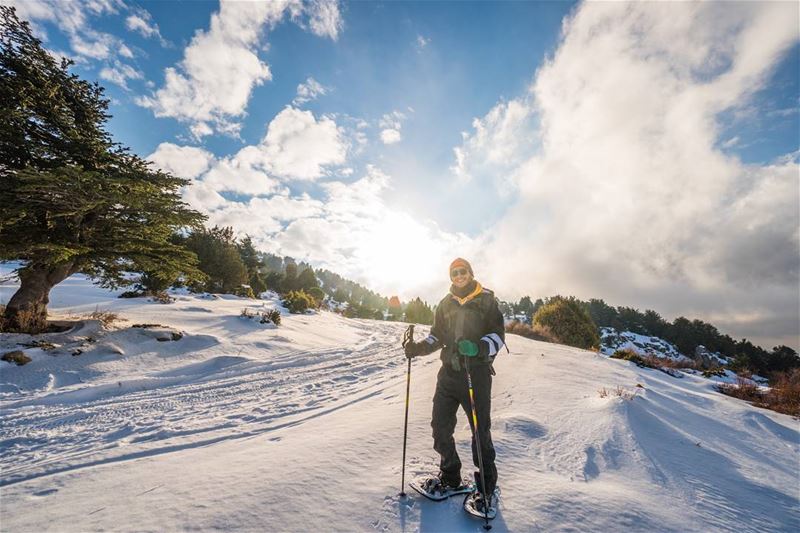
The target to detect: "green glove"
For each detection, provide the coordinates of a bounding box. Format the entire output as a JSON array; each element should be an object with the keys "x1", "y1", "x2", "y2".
[{"x1": 457, "y1": 339, "x2": 479, "y2": 357}]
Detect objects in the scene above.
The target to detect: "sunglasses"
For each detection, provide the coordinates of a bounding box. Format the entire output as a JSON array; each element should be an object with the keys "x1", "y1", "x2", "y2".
[{"x1": 450, "y1": 268, "x2": 470, "y2": 278}]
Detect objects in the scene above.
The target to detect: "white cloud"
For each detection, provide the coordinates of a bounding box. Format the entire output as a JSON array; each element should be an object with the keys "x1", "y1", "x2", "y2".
[
  {"x1": 304, "y1": 0, "x2": 343, "y2": 40},
  {"x1": 292, "y1": 77, "x2": 328, "y2": 106},
  {"x1": 99, "y1": 62, "x2": 143, "y2": 89},
  {"x1": 5, "y1": 0, "x2": 130, "y2": 61},
  {"x1": 379, "y1": 110, "x2": 407, "y2": 145},
  {"x1": 415, "y1": 35, "x2": 430, "y2": 51},
  {"x1": 258, "y1": 106, "x2": 347, "y2": 180},
  {"x1": 146, "y1": 137, "x2": 467, "y2": 299},
  {"x1": 146, "y1": 106, "x2": 347, "y2": 210},
  {"x1": 125, "y1": 8, "x2": 168, "y2": 46},
  {"x1": 147, "y1": 143, "x2": 215, "y2": 180},
  {"x1": 138, "y1": 0, "x2": 342, "y2": 138},
  {"x1": 455, "y1": 1, "x2": 799, "y2": 348},
  {"x1": 451, "y1": 99, "x2": 536, "y2": 186},
  {"x1": 380, "y1": 129, "x2": 402, "y2": 145}
]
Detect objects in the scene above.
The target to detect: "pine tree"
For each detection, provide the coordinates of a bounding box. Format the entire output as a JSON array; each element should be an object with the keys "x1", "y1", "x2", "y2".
[
  {"x1": 0, "y1": 7, "x2": 205, "y2": 331},
  {"x1": 296, "y1": 267, "x2": 319, "y2": 292}
]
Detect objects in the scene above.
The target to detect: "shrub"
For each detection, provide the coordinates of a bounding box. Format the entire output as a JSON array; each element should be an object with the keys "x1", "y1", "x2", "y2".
[
  {"x1": 306, "y1": 286, "x2": 326, "y2": 306},
  {"x1": 598, "y1": 385, "x2": 639, "y2": 400},
  {"x1": 283, "y1": 290, "x2": 315, "y2": 314},
  {"x1": 264, "y1": 309, "x2": 281, "y2": 326},
  {"x1": 147, "y1": 291, "x2": 175, "y2": 304},
  {"x1": 611, "y1": 348, "x2": 652, "y2": 368},
  {"x1": 241, "y1": 307, "x2": 281, "y2": 325},
  {"x1": 86, "y1": 308, "x2": 124, "y2": 328},
  {"x1": 533, "y1": 296, "x2": 600, "y2": 350},
  {"x1": 505, "y1": 320, "x2": 558, "y2": 343},
  {"x1": 234, "y1": 285, "x2": 256, "y2": 299},
  {"x1": 719, "y1": 369, "x2": 800, "y2": 417}
]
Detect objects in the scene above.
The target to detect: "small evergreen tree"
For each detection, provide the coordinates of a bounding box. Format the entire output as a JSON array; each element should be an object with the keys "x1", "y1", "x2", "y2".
[
  {"x1": 533, "y1": 296, "x2": 600, "y2": 350},
  {"x1": 184, "y1": 227, "x2": 248, "y2": 294},
  {"x1": 405, "y1": 297, "x2": 434, "y2": 325},
  {"x1": 296, "y1": 267, "x2": 319, "y2": 292}
]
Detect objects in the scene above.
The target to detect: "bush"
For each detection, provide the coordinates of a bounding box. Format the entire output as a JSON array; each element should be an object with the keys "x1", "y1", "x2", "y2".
[
  {"x1": 610, "y1": 349, "x2": 652, "y2": 368},
  {"x1": 264, "y1": 309, "x2": 281, "y2": 325},
  {"x1": 306, "y1": 286, "x2": 326, "y2": 306},
  {"x1": 719, "y1": 369, "x2": 800, "y2": 417},
  {"x1": 283, "y1": 290, "x2": 315, "y2": 314},
  {"x1": 505, "y1": 320, "x2": 558, "y2": 343},
  {"x1": 241, "y1": 307, "x2": 281, "y2": 325},
  {"x1": 86, "y1": 308, "x2": 124, "y2": 327},
  {"x1": 533, "y1": 296, "x2": 600, "y2": 350},
  {"x1": 234, "y1": 285, "x2": 256, "y2": 299}
]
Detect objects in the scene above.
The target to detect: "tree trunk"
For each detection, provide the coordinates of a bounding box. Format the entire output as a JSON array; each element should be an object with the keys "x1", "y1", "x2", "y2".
[{"x1": 2, "y1": 261, "x2": 77, "y2": 333}]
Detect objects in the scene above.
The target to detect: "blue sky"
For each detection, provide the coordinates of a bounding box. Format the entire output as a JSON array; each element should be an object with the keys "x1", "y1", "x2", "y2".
[{"x1": 7, "y1": 0, "x2": 799, "y2": 350}]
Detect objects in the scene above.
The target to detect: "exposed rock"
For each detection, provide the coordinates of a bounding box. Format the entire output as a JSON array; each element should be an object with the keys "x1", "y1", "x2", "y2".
[
  {"x1": 2, "y1": 350, "x2": 31, "y2": 366},
  {"x1": 694, "y1": 345, "x2": 722, "y2": 370}
]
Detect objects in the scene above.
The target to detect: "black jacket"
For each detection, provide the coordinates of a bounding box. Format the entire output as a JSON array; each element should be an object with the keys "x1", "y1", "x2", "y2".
[{"x1": 418, "y1": 282, "x2": 505, "y2": 370}]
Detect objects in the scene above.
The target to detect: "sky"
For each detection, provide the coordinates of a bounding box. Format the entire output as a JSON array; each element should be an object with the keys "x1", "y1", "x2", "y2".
[{"x1": 5, "y1": 0, "x2": 799, "y2": 351}]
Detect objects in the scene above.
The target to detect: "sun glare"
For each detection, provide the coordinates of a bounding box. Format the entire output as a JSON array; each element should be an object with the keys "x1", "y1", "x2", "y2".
[{"x1": 353, "y1": 212, "x2": 446, "y2": 298}]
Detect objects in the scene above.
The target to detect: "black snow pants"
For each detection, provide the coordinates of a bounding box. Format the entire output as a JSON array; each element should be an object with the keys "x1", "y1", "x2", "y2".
[{"x1": 431, "y1": 362, "x2": 497, "y2": 495}]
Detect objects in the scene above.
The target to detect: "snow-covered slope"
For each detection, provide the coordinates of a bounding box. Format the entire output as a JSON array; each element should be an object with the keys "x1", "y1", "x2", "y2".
[{"x1": 1, "y1": 273, "x2": 798, "y2": 532}]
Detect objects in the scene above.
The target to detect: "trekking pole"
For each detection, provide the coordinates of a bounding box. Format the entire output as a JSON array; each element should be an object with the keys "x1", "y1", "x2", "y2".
[
  {"x1": 465, "y1": 355, "x2": 492, "y2": 530},
  {"x1": 399, "y1": 324, "x2": 415, "y2": 497}
]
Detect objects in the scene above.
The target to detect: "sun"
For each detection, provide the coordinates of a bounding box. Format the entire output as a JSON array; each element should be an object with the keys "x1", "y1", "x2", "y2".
[{"x1": 352, "y1": 212, "x2": 445, "y2": 298}]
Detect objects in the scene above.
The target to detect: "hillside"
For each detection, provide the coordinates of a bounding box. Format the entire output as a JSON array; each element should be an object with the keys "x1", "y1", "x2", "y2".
[{"x1": 1, "y1": 273, "x2": 798, "y2": 532}]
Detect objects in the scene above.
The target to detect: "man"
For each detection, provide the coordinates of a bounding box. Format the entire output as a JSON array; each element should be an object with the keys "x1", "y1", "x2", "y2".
[{"x1": 404, "y1": 258, "x2": 505, "y2": 515}]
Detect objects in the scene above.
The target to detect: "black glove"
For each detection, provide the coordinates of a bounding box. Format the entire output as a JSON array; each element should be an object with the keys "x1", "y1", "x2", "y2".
[{"x1": 404, "y1": 341, "x2": 426, "y2": 359}]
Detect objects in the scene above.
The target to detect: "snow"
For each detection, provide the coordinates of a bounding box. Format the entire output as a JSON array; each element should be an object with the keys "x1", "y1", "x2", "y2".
[
  {"x1": 1, "y1": 271, "x2": 798, "y2": 532},
  {"x1": 600, "y1": 327, "x2": 692, "y2": 362}
]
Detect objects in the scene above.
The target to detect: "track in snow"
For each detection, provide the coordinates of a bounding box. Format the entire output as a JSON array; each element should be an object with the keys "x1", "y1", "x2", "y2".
[{"x1": 0, "y1": 321, "x2": 411, "y2": 485}]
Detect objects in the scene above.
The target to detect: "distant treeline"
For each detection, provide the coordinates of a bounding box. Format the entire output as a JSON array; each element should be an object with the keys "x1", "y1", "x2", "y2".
[
  {"x1": 501, "y1": 296, "x2": 798, "y2": 377},
  {"x1": 134, "y1": 225, "x2": 434, "y2": 321}
]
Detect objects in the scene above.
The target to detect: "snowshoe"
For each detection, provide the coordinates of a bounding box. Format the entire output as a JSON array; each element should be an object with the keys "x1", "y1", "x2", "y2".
[
  {"x1": 463, "y1": 487, "x2": 500, "y2": 520},
  {"x1": 409, "y1": 474, "x2": 473, "y2": 501}
]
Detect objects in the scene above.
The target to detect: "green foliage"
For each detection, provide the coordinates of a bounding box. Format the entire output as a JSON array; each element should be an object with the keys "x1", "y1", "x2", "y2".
[
  {"x1": 264, "y1": 271, "x2": 283, "y2": 292},
  {"x1": 610, "y1": 349, "x2": 652, "y2": 368},
  {"x1": 296, "y1": 267, "x2": 319, "y2": 292},
  {"x1": 234, "y1": 285, "x2": 256, "y2": 299},
  {"x1": 184, "y1": 226, "x2": 248, "y2": 294},
  {"x1": 316, "y1": 268, "x2": 388, "y2": 311},
  {"x1": 344, "y1": 302, "x2": 384, "y2": 320},
  {"x1": 282, "y1": 262, "x2": 298, "y2": 292},
  {"x1": 241, "y1": 307, "x2": 281, "y2": 325},
  {"x1": 404, "y1": 297, "x2": 434, "y2": 325},
  {"x1": 0, "y1": 7, "x2": 205, "y2": 330},
  {"x1": 533, "y1": 296, "x2": 600, "y2": 350},
  {"x1": 306, "y1": 286, "x2": 325, "y2": 306},
  {"x1": 283, "y1": 290, "x2": 315, "y2": 314}
]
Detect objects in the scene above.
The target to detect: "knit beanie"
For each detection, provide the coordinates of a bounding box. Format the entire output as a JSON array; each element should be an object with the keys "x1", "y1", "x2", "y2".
[{"x1": 449, "y1": 257, "x2": 473, "y2": 276}]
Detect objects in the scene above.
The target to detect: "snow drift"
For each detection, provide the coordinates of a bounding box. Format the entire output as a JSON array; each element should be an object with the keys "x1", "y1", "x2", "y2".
[{"x1": 1, "y1": 271, "x2": 797, "y2": 532}]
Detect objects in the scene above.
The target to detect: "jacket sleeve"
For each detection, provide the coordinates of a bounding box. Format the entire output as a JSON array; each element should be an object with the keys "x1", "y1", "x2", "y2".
[
  {"x1": 479, "y1": 297, "x2": 505, "y2": 361},
  {"x1": 416, "y1": 303, "x2": 445, "y2": 356}
]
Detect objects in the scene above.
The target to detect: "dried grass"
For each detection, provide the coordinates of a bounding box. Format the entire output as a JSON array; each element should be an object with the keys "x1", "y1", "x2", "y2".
[
  {"x1": 718, "y1": 369, "x2": 800, "y2": 417},
  {"x1": 598, "y1": 385, "x2": 640, "y2": 400},
  {"x1": 86, "y1": 307, "x2": 126, "y2": 328},
  {"x1": 505, "y1": 320, "x2": 559, "y2": 344}
]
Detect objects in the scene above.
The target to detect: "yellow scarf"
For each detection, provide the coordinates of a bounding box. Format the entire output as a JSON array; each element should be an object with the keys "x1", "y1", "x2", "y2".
[{"x1": 450, "y1": 282, "x2": 483, "y2": 306}]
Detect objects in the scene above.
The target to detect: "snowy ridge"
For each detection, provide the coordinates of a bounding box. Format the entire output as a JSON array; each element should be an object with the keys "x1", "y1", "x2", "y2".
[
  {"x1": 600, "y1": 327, "x2": 692, "y2": 362},
  {"x1": 1, "y1": 272, "x2": 798, "y2": 532}
]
